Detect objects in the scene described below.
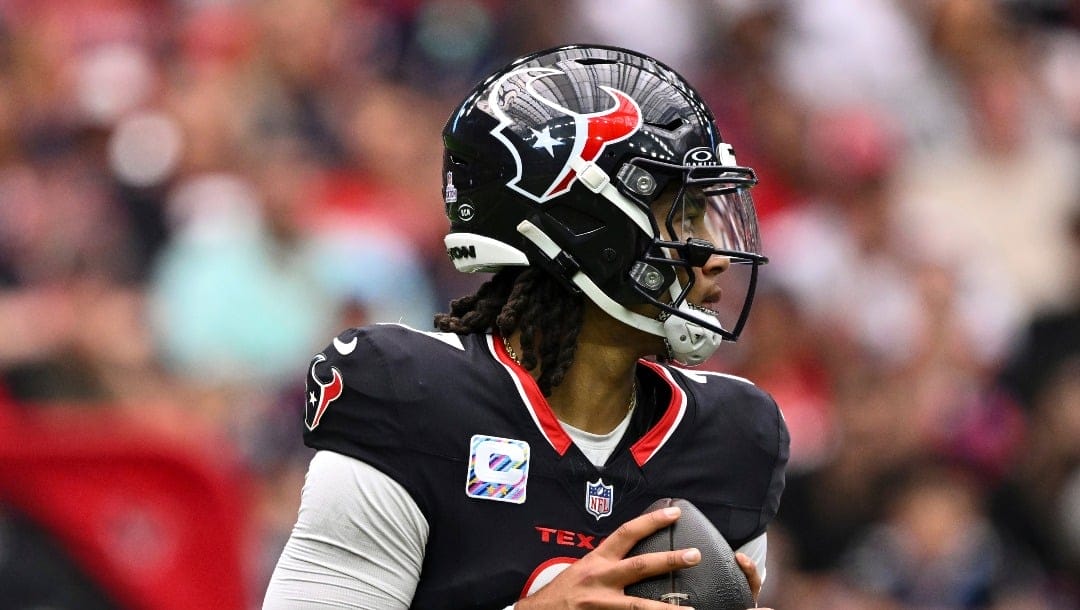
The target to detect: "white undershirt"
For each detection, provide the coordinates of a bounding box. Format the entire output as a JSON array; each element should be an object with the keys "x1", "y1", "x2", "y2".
[
  {"x1": 560, "y1": 400, "x2": 637, "y2": 466},
  {"x1": 264, "y1": 428, "x2": 769, "y2": 609}
]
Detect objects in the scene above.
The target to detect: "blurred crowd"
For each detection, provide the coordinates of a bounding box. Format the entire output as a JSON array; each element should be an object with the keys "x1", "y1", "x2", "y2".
[{"x1": 0, "y1": 0, "x2": 1077, "y2": 608}]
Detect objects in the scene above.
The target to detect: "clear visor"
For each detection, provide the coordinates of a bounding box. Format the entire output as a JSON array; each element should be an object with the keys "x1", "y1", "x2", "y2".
[
  {"x1": 667, "y1": 183, "x2": 764, "y2": 259},
  {"x1": 645, "y1": 181, "x2": 766, "y2": 342}
]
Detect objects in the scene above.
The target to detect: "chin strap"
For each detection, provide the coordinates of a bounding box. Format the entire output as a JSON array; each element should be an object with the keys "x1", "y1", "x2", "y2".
[
  {"x1": 517, "y1": 220, "x2": 665, "y2": 336},
  {"x1": 516, "y1": 220, "x2": 724, "y2": 366},
  {"x1": 661, "y1": 283, "x2": 724, "y2": 366}
]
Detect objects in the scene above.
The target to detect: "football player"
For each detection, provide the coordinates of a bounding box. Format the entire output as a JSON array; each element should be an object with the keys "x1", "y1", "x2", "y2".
[{"x1": 265, "y1": 45, "x2": 788, "y2": 610}]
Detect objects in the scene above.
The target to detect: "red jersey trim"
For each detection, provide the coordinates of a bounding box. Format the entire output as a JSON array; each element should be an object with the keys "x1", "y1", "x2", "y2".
[
  {"x1": 487, "y1": 335, "x2": 573, "y2": 455},
  {"x1": 631, "y1": 360, "x2": 688, "y2": 467},
  {"x1": 520, "y1": 556, "x2": 578, "y2": 599}
]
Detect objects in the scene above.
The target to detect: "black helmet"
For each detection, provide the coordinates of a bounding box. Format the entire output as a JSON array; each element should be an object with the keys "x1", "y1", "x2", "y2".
[{"x1": 441, "y1": 45, "x2": 766, "y2": 364}]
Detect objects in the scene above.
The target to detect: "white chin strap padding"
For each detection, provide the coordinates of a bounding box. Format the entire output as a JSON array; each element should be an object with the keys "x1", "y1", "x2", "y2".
[{"x1": 662, "y1": 284, "x2": 723, "y2": 366}]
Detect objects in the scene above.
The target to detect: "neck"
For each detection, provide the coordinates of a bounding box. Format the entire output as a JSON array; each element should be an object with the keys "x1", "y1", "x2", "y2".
[
  {"x1": 507, "y1": 305, "x2": 651, "y2": 434},
  {"x1": 549, "y1": 340, "x2": 638, "y2": 434}
]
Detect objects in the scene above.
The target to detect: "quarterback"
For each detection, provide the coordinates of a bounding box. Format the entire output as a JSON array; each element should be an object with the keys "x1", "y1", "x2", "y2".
[{"x1": 264, "y1": 45, "x2": 788, "y2": 609}]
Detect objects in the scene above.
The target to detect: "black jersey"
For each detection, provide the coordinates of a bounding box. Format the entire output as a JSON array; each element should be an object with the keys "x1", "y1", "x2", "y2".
[{"x1": 303, "y1": 324, "x2": 789, "y2": 609}]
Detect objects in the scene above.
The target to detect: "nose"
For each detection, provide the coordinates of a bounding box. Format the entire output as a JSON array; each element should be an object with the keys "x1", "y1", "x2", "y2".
[{"x1": 702, "y1": 254, "x2": 731, "y2": 278}]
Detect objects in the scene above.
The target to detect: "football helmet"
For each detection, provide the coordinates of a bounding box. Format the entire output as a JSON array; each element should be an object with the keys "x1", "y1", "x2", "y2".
[{"x1": 441, "y1": 45, "x2": 767, "y2": 364}]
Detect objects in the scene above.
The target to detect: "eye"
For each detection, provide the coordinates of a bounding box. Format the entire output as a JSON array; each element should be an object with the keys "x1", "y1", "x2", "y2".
[{"x1": 678, "y1": 193, "x2": 707, "y2": 237}]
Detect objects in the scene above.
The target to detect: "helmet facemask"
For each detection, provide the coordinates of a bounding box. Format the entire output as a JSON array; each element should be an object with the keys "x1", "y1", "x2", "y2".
[{"x1": 617, "y1": 158, "x2": 767, "y2": 364}]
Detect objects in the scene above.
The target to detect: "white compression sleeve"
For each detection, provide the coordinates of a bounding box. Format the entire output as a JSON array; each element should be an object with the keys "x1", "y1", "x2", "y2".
[
  {"x1": 735, "y1": 532, "x2": 768, "y2": 586},
  {"x1": 263, "y1": 450, "x2": 429, "y2": 609}
]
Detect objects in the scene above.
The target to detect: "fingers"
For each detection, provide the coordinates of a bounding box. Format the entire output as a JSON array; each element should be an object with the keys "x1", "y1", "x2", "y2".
[
  {"x1": 597, "y1": 506, "x2": 682, "y2": 558},
  {"x1": 610, "y1": 546, "x2": 702, "y2": 585},
  {"x1": 735, "y1": 552, "x2": 762, "y2": 604}
]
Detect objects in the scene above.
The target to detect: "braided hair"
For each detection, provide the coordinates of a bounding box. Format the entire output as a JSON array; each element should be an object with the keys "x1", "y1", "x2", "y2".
[{"x1": 434, "y1": 267, "x2": 585, "y2": 396}]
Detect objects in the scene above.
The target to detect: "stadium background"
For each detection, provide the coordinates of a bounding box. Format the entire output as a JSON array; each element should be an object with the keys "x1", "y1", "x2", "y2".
[{"x1": 0, "y1": 0, "x2": 1077, "y2": 608}]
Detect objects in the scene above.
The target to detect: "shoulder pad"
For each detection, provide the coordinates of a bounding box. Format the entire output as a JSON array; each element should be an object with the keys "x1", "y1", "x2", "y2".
[{"x1": 304, "y1": 325, "x2": 469, "y2": 431}]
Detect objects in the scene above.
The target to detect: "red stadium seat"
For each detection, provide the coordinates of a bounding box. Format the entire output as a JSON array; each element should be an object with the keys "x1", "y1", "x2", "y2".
[{"x1": 0, "y1": 401, "x2": 251, "y2": 610}]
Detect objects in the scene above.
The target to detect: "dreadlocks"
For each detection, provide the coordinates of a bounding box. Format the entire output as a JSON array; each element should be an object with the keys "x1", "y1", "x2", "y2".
[{"x1": 434, "y1": 267, "x2": 584, "y2": 396}]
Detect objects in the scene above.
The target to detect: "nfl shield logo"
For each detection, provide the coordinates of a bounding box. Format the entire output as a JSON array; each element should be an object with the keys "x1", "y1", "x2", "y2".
[{"x1": 585, "y1": 478, "x2": 614, "y2": 520}]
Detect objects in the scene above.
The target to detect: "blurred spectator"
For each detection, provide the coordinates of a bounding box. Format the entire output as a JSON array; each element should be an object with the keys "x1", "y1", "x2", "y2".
[
  {"x1": 148, "y1": 138, "x2": 439, "y2": 386},
  {"x1": 841, "y1": 462, "x2": 1053, "y2": 609},
  {"x1": 773, "y1": 0, "x2": 959, "y2": 148},
  {"x1": 777, "y1": 366, "x2": 926, "y2": 573},
  {"x1": 723, "y1": 284, "x2": 835, "y2": 472},
  {"x1": 560, "y1": 0, "x2": 721, "y2": 81},
  {"x1": 999, "y1": 207, "x2": 1080, "y2": 409},
  {"x1": 148, "y1": 170, "x2": 334, "y2": 386},
  {"x1": 993, "y1": 207, "x2": 1080, "y2": 598},
  {"x1": 894, "y1": 0, "x2": 1080, "y2": 347}
]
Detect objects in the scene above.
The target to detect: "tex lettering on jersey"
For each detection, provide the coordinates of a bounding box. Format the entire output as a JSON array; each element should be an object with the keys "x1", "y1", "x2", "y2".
[{"x1": 466, "y1": 434, "x2": 530, "y2": 504}]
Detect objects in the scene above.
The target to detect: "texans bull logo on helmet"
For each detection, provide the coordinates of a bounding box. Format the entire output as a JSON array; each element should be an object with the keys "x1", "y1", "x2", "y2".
[{"x1": 487, "y1": 67, "x2": 643, "y2": 203}]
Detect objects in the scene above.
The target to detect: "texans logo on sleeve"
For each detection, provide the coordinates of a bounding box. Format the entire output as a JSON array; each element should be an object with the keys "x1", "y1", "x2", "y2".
[{"x1": 306, "y1": 354, "x2": 343, "y2": 430}]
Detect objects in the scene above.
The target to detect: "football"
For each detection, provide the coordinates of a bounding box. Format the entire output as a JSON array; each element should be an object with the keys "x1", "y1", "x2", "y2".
[{"x1": 625, "y1": 498, "x2": 754, "y2": 609}]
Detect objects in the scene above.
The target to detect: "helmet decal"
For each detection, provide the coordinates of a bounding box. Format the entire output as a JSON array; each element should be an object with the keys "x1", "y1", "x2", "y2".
[
  {"x1": 682, "y1": 144, "x2": 738, "y2": 167},
  {"x1": 444, "y1": 171, "x2": 458, "y2": 204},
  {"x1": 488, "y1": 67, "x2": 642, "y2": 203}
]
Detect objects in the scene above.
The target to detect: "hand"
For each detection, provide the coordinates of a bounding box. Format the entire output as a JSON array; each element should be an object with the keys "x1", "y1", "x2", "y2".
[
  {"x1": 516, "y1": 506, "x2": 703, "y2": 609},
  {"x1": 735, "y1": 552, "x2": 771, "y2": 609}
]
